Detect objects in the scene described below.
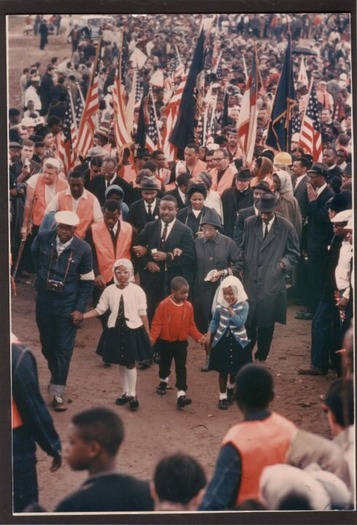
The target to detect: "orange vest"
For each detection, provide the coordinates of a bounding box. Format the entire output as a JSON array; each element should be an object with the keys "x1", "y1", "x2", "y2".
[
  {"x1": 120, "y1": 164, "x2": 137, "y2": 186},
  {"x1": 58, "y1": 190, "x2": 95, "y2": 238},
  {"x1": 12, "y1": 399, "x2": 23, "y2": 429},
  {"x1": 32, "y1": 175, "x2": 68, "y2": 226},
  {"x1": 211, "y1": 165, "x2": 236, "y2": 196},
  {"x1": 91, "y1": 219, "x2": 133, "y2": 283},
  {"x1": 222, "y1": 412, "x2": 297, "y2": 503},
  {"x1": 188, "y1": 159, "x2": 207, "y2": 180}
]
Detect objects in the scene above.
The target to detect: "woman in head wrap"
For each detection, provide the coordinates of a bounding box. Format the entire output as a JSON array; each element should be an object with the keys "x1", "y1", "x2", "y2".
[
  {"x1": 105, "y1": 184, "x2": 129, "y2": 219},
  {"x1": 273, "y1": 170, "x2": 302, "y2": 239},
  {"x1": 202, "y1": 275, "x2": 250, "y2": 410},
  {"x1": 81, "y1": 258, "x2": 152, "y2": 411}
]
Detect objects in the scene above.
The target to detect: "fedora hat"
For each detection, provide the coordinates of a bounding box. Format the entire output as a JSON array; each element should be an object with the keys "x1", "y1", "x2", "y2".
[
  {"x1": 139, "y1": 176, "x2": 159, "y2": 190},
  {"x1": 307, "y1": 162, "x2": 328, "y2": 178},
  {"x1": 251, "y1": 180, "x2": 272, "y2": 192},
  {"x1": 235, "y1": 168, "x2": 252, "y2": 181},
  {"x1": 255, "y1": 193, "x2": 278, "y2": 212}
]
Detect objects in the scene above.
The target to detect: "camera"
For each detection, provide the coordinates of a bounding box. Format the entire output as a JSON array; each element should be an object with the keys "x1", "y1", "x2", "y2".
[
  {"x1": 16, "y1": 182, "x2": 27, "y2": 193},
  {"x1": 46, "y1": 279, "x2": 64, "y2": 292}
]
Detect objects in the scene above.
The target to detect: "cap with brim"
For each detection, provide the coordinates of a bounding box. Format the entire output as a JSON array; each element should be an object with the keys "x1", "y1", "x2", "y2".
[
  {"x1": 21, "y1": 117, "x2": 35, "y2": 127},
  {"x1": 274, "y1": 152, "x2": 292, "y2": 166},
  {"x1": 87, "y1": 146, "x2": 106, "y2": 158},
  {"x1": 9, "y1": 142, "x2": 23, "y2": 149},
  {"x1": 55, "y1": 211, "x2": 79, "y2": 227},
  {"x1": 346, "y1": 218, "x2": 353, "y2": 230},
  {"x1": 201, "y1": 208, "x2": 222, "y2": 229},
  {"x1": 236, "y1": 169, "x2": 252, "y2": 181},
  {"x1": 139, "y1": 176, "x2": 159, "y2": 190},
  {"x1": 255, "y1": 193, "x2": 278, "y2": 212},
  {"x1": 307, "y1": 162, "x2": 328, "y2": 178},
  {"x1": 330, "y1": 209, "x2": 352, "y2": 223}
]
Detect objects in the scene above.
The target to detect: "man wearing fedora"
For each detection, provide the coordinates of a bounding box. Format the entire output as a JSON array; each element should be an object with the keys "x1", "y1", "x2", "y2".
[
  {"x1": 237, "y1": 193, "x2": 300, "y2": 362},
  {"x1": 31, "y1": 211, "x2": 94, "y2": 411},
  {"x1": 232, "y1": 180, "x2": 272, "y2": 248},
  {"x1": 296, "y1": 162, "x2": 334, "y2": 320},
  {"x1": 127, "y1": 174, "x2": 161, "y2": 235},
  {"x1": 221, "y1": 168, "x2": 254, "y2": 239}
]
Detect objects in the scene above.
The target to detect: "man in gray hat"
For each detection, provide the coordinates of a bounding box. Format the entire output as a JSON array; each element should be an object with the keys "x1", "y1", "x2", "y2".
[
  {"x1": 31, "y1": 211, "x2": 94, "y2": 411},
  {"x1": 237, "y1": 193, "x2": 300, "y2": 361}
]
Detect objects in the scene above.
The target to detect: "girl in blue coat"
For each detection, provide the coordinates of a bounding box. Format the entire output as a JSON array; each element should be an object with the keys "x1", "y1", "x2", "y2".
[{"x1": 203, "y1": 276, "x2": 250, "y2": 410}]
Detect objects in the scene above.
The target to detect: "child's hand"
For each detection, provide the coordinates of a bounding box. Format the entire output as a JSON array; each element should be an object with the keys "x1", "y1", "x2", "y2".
[
  {"x1": 71, "y1": 310, "x2": 83, "y2": 326},
  {"x1": 201, "y1": 333, "x2": 211, "y2": 347}
]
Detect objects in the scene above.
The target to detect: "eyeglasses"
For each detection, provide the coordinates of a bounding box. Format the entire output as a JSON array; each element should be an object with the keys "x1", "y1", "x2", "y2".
[{"x1": 214, "y1": 157, "x2": 225, "y2": 161}]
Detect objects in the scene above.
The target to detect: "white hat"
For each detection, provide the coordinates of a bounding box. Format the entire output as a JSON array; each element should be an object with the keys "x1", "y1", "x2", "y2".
[
  {"x1": 21, "y1": 117, "x2": 35, "y2": 127},
  {"x1": 346, "y1": 217, "x2": 353, "y2": 230},
  {"x1": 330, "y1": 209, "x2": 352, "y2": 223},
  {"x1": 55, "y1": 211, "x2": 79, "y2": 227}
]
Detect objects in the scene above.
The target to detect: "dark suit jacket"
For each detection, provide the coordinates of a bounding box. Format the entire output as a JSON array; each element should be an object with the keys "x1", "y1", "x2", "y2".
[
  {"x1": 221, "y1": 187, "x2": 253, "y2": 238},
  {"x1": 326, "y1": 166, "x2": 342, "y2": 194},
  {"x1": 165, "y1": 187, "x2": 187, "y2": 210},
  {"x1": 134, "y1": 218, "x2": 196, "y2": 283},
  {"x1": 89, "y1": 175, "x2": 133, "y2": 206},
  {"x1": 127, "y1": 198, "x2": 161, "y2": 234},
  {"x1": 233, "y1": 206, "x2": 256, "y2": 248},
  {"x1": 293, "y1": 175, "x2": 309, "y2": 220},
  {"x1": 304, "y1": 185, "x2": 335, "y2": 255}
]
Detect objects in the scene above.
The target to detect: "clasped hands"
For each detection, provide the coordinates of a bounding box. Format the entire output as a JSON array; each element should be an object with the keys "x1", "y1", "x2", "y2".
[{"x1": 71, "y1": 310, "x2": 83, "y2": 326}]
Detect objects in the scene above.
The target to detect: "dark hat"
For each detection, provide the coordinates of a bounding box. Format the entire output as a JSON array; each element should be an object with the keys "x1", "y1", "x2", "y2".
[
  {"x1": 139, "y1": 175, "x2": 159, "y2": 190},
  {"x1": 235, "y1": 169, "x2": 252, "y2": 181},
  {"x1": 251, "y1": 180, "x2": 272, "y2": 192},
  {"x1": 255, "y1": 193, "x2": 278, "y2": 212},
  {"x1": 307, "y1": 162, "x2": 328, "y2": 178},
  {"x1": 9, "y1": 141, "x2": 23, "y2": 149},
  {"x1": 328, "y1": 191, "x2": 352, "y2": 212},
  {"x1": 342, "y1": 163, "x2": 352, "y2": 176},
  {"x1": 136, "y1": 147, "x2": 151, "y2": 159},
  {"x1": 201, "y1": 208, "x2": 222, "y2": 229},
  {"x1": 259, "y1": 149, "x2": 275, "y2": 162},
  {"x1": 30, "y1": 134, "x2": 45, "y2": 147}
]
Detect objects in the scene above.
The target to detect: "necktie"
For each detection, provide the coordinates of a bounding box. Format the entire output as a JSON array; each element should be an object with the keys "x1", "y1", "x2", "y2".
[
  {"x1": 263, "y1": 223, "x2": 268, "y2": 239},
  {"x1": 147, "y1": 204, "x2": 152, "y2": 219},
  {"x1": 109, "y1": 227, "x2": 116, "y2": 247},
  {"x1": 161, "y1": 223, "x2": 168, "y2": 247}
]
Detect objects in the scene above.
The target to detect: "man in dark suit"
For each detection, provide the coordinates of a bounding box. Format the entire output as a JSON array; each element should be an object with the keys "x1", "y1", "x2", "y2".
[
  {"x1": 237, "y1": 193, "x2": 300, "y2": 362},
  {"x1": 233, "y1": 181, "x2": 271, "y2": 248},
  {"x1": 296, "y1": 163, "x2": 335, "y2": 320},
  {"x1": 221, "y1": 169, "x2": 253, "y2": 239},
  {"x1": 133, "y1": 195, "x2": 196, "y2": 323},
  {"x1": 322, "y1": 147, "x2": 342, "y2": 194},
  {"x1": 292, "y1": 156, "x2": 310, "y2": 221},
  {"x1": 127, "y1": 175, "x2": 161, "y2": 235},
  {"x1": 165, "y1": 172, "x2": 192, "y2": 210},
  {"x1": 89, "y1": 157, "x2": 132, "y2": 207}
]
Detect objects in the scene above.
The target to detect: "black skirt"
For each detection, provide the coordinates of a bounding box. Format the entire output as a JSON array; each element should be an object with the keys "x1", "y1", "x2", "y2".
[
  {"x1": 209, "y1": 330, "x2": 252, "y2": 375},
  {"x1": 97, "y1": 321, "x2": 152, "y2": 366}
]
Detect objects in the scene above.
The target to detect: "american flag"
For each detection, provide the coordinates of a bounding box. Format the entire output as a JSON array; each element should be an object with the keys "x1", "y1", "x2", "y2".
[
  {"x1": 237, "y1": 51, "x2": 258, "y2": 164},
  {"x1": 162, "y1": 73, "x2": 187, "y2": 161},
  {"x1": 299, "y1": 81, "x2": 322, "y2": 161},
  {"x1": 58, "y1": 89, "x2": 83, "y2": 174},
  {"x1": 112, "y1": 51, "x2": 132, "y2": 149},
  {"x1": 146, "y1": 92, "x2": 162, "y2": 152},
  {"x1": 170, "y1": 45, "x2": 185, "y2": 82},
  {"x1": 76, "y1": 42, "x2": 101, "y2": 159}
]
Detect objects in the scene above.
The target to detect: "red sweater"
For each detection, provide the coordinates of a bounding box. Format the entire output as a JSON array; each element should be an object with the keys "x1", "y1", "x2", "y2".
[{"x1": 151, "y1": 296, "x2": 203, "y2": 343}]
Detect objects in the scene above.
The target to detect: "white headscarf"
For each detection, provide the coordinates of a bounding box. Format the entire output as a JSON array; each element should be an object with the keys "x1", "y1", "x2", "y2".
[
  {"x1": 212, "y1": 275, "x2": 248, "y2": 312},
  {"x1": 112, "y1": 258, "x2": 134, "y2": 284}
]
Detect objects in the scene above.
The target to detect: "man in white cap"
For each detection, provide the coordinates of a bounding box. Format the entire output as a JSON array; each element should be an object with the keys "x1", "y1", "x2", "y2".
[{"x1": 31, "y1": 210, "x2": 94, "y2": 411}]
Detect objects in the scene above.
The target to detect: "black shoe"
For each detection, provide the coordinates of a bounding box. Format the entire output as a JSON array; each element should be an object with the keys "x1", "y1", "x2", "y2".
[
  {"x1": 298, "y1": 367, "x2": 327, "y2": 376},
  {"x1": 129, "y1": 396, "x2": 139, "y2": 411},
  {"x1": 51, "y1": 396, "x2": 67, "y2": 412},
  {"x1": 177, "y1": 395, "x2": 192, "y2": 408},
  {"x1": 138, "y1": 360, "x2": 151, "y2": 369},
  {"x1": 295, "y1": 310, "x2": 313, "y2": 320},
  {"x1": 227, "y1": 388, "x2": 235, "y2": 404},
  {"x1": 218, "y1": 399, "x2": 228, "y2": 410},
  {"x1": 156, "y1": 382, "x2": 167, "y2": 395},
  {"x1": 115, "y1": 394, "x2": 130, "y2": 405}
]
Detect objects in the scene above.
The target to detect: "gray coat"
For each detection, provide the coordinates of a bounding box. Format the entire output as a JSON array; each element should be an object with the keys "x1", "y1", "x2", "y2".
[{"x1": 238, "y1": 214, "x2": 300, "y2": 327}]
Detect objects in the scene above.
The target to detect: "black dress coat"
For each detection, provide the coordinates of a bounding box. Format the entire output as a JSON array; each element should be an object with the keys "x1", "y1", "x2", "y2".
[{"x1": 221, "y1": 187, "x2": 253, "y2": 238}]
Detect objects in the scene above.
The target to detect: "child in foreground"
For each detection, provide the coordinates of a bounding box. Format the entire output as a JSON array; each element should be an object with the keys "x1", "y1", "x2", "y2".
[
  {"x1": 78, "y1": 258, "x2": 152, "y2": 411},
  {"x1": 203, "y1": 276, "x2": 250, "y2": 410},
  {"x1": 150, "y1": 276, "x2": 206, "y2": 409},
  {"x1": 54, "y1": 407, "x2": 154, "y2": 512}
]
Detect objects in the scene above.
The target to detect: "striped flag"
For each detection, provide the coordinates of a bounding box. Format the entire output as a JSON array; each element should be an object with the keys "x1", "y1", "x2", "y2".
[
  {"x1": 297, "y1": 56, "x2": 308, "y2": 87},
  {"x1": 76, "y1": 42, "x2": 101, "y2": 159},
  {"x1": 171, "y1": 45, "x2": 185, "y2": 81},
  {"x1": 58, "y1": 89, "x2": 83, "y2": 174},
  {"x1": 146, "y1": 92, "x2": 162, "y2": 152},
  {"x1": 299, "y1": 80, "x2": 322, "y2": 161},
  {"x1": 112, "y1": 50, "x2": 132, "y2": 149},
  {"x1": 162, "y1": 73, "x2": 187, "y2": 161},
  {"x1": 237, "y1": 51, "x2": 258, "y2": 164}
]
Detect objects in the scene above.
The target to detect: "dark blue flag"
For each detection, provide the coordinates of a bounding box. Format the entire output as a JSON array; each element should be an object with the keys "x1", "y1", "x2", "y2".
[
  {"x1": 266, "y1": 33, "x2": 296, "y2": 152},
  {"x1": 169, "y1": 24, "x2": 206, "y2": 152}
]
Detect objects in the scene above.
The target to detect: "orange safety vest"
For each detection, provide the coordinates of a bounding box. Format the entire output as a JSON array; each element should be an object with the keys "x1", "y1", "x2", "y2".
[
  {"x1": 91, "y1": 220, "x2": 133, "y2": 283},
  {"x1": 210, "y1": 165, "x2": 236, "y2": 196},
  {"x1": 58, "y1": 190, "x2": 95, "y2": 238},
  {"x1": 12, "y1": 399, "x2": 23, "y2": 429},
  {"x1": 222, "y1": 412, "x2": 297, "y2": 504},
  {"x1": 120, "y1": 164, "x2": 137, "y2": 186},
  {"x1": 189, "y1": 159, "x2": 207, "y2": 180},
  {"x1": 32, "y1": 175, "x2": 68, "y2": 226}
]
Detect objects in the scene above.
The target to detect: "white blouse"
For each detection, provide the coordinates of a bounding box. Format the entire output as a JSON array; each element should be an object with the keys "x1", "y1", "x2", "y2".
[{"x1": 95, "y1": 282, "x2": 147, "y2": 329}]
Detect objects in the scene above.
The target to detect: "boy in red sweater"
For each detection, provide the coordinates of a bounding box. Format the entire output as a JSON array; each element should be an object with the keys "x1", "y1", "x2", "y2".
[{"x1": 150, "y1": 276, "x2": 205, "y2": 409}]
